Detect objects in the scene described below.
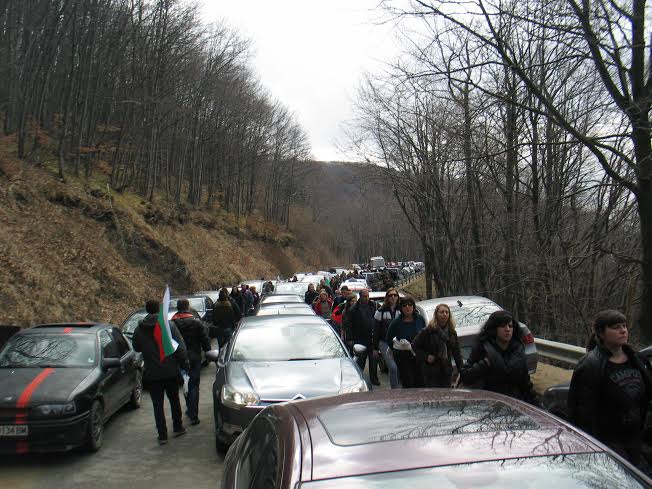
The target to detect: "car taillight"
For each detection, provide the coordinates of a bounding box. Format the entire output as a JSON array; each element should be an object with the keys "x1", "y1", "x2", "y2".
[{"x1": 522, "y1": 333, "x2": 535, "y2": 345}]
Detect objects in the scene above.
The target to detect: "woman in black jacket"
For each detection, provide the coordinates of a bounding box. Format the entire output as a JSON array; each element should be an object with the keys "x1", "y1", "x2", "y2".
[
  {"x1": 460, "y1": 310, "x2": 537, "y2": 404},
  {"x1": 568, "y1": 310, "x2": 652, "y2": 468},
  {"x1": 213, "y1": 290, "x2": 239, "y2": 347},
  {"x1": 412, "y1": 303, "x2": 464, "y2": 388},
  {"x1": 305, "y1": 283, "x2": 319, "y2": 305}
]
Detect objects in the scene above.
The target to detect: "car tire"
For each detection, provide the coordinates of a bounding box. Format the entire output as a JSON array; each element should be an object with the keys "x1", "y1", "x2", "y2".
[
  {"x1": 128, "y1": 371, "x2": 143, "y2": 409},
  {"x1": 86, "y1": 400, "x2": 104, "y2": 452}
]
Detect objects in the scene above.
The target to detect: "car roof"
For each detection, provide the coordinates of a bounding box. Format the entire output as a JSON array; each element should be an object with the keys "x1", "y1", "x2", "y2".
[
  {"x1": 260, "y1": 294, "x2": 304, "y2": 304},
  {"x1": 21, "y1": 323, "x2": 113, "y2": 334},
  {"x1": 281, "y1": 389, "x2": 602, "y2": 481},
  {"x1": 416, "y1": 295, "x2": 498, "y2": 312},
  {"x1": 238, "y1": 314, "x2": 329, "y2": 330}
]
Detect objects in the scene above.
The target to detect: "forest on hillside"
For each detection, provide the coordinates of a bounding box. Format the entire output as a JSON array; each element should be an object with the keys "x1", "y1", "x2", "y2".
[{"x1": 347, "y1": 0, "x2": 651, "y2": 345}]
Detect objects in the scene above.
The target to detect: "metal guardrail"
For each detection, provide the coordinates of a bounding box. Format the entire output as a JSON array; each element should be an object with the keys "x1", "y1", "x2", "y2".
[
  {"x1": 396, "y1": 269, "x2": 424, "y2": 287},
  {"x1": 534, "y1": 337, "x2": 586, "y2": 366}
]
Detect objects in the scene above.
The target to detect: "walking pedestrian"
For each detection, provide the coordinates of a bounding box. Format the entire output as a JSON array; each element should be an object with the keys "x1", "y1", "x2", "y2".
[
  {"x1": 132, "y1": 299, "x2": 189, "y2": 445},
  {"x1": 412, "y1": 303, "x2": 464, "y2": 388},
  {"x1": 568, "y1": 310, "x2": 652, "y2": 468},
  {"x1": 305, "y1": 283, "x2": 319, "y2": 305},
  {"x1": 313, "y1": 289, "x2": 334, "y2": 329},
  {"x1": 344, "y1": 289, "x2": 379, "y2": 386},
  {"x1": 460, "y1": 310, "x2": 537, "y2": 403},
  {"x1": 213, "y1": 289, "x2": 240, "y2": 347},
  {"x1": 386, "y1": 296, "x2": 425, "y2": 388},
  {"x1": 373, "y1": 288, "x2": 401, "y2": 389},
  {"x1": 171, "y1": 299, "x2": 211, "y2": 426}
]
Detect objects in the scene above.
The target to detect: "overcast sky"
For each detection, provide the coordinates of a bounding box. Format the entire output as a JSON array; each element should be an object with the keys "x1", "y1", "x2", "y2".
[{"x1": 200, "y1": 1, "x2": 400, "y2": 162}]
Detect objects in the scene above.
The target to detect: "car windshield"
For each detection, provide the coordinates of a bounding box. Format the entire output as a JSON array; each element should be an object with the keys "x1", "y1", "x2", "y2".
[
  {"x1": 0, "y1": 334, "x2": 97, "y2": 368},
  {"x1": 274, "y1": 283, "x2": 310, "y2": 296},
  {"x1": 231, "y1": 323, "x2": 346, "y2": 361},
  {"x1": 256, "y1": 306, "x2": 314, "y2": 316},
  {"x1": 301, "y1": 453, "x2": 648, "y2": 489},
  {"x1": 170, "y1": 297, "x2": 205, "y2": 312},
  {"x1": 122, "y1": 311, "x2": 147, "y2": 335},
  {"x1": 425, "y1": 302, "x2": 501, "y2": 328}
]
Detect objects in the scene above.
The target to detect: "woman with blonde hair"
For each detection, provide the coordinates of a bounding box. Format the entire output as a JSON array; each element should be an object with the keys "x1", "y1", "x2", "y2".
[{"x1": 412, "y1": 303, "x2": 464, "y2": 387}]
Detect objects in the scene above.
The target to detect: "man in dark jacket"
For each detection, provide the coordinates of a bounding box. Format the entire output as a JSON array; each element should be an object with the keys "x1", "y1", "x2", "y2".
[
  {"x1": 344, "y1": 290, "x2": 379, "y2": 386},
  {"x1": 172, "y1": 299, "x2": 211, "y2": 426},
  {"x1": 132, "y1": 299, "x2": 190, "y2": 445}
]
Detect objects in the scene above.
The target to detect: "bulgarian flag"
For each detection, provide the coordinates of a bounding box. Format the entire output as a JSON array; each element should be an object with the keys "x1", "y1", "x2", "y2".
[{"x1": 154, "y1": 286, "x2": 179, "y2": 362}]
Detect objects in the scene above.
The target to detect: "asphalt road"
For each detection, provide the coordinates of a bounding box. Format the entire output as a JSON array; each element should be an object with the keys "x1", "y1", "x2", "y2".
[{"x1": 1, "y1": 365, "x2": 224, "y2": 489}]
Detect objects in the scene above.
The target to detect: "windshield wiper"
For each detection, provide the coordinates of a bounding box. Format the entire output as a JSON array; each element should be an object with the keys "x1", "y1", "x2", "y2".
[{"x1": 287, "y1": 357, "x2": 322, "y2": 361}]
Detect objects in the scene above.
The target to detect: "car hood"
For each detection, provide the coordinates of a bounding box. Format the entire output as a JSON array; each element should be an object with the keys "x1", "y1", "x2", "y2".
[
  {"x1": 0, "y1": 367, "x2": 91, "y2": 406},
  {"x1": 228, "y1": 358, "x2": 362, "y2": 401}
]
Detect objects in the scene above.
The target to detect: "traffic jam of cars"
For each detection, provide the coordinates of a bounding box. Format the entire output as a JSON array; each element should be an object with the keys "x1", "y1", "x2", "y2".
[{"x1": 0, "y1": 259, "x2": 651, "y2": 488}]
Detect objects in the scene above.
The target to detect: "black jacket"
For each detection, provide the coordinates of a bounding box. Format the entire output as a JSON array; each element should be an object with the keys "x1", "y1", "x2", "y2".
[
  {"x1": 460, "y1": 338, "x2": 537, "y2": 404},
  {"x1": 412, "y1": 326, "x2": 460, "y2": 387},
  {"x1": 568, "y1": 344, "x2": 652, "y2": 439},
  {"x1": 172, "y1": 312, "x2": 211, "y2": 364},
  {"x1": 305, "y1": 290, "x2": 319, "y2": 305},
  {"x1": 344, "y1": 300, "x2": 377, "y2": 345},
  {"x1": 213, "y1": 301, "x2": 239, "y2": 331},
  {"x1": 132, "y1": 313, "x2": 189, "y2": 382}
]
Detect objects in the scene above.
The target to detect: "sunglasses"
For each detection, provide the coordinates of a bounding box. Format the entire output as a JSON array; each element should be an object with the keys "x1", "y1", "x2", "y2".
[
  {"x1": 401, "y1": 303, "x2": 415, "y2": 308},
  {"x1": 387, "y1": 293, "x2": 398, "y2": 298}
]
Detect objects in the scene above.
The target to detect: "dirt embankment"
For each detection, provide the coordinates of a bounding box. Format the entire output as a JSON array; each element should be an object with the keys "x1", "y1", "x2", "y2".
[{"x1": 0, "y1": 157, "x2": 314, "y2": 327}]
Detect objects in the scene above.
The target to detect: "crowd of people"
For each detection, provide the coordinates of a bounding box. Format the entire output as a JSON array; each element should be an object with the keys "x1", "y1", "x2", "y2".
[{"x1": 131, "y1": 275, "x2": 652, "y2": 472}]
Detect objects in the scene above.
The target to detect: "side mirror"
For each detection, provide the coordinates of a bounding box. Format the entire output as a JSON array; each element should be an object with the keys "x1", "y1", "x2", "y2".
[
  {"x1": 102, "y1": 358, "x2": 121, "y2": 370},
  {"x1": 353, "y1": 344, "x2": 367, "y2": 356}
]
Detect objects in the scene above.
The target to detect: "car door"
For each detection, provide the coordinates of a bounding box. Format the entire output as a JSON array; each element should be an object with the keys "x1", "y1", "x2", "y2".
[
  {"x1": 111, "y1": 328, "x2": 136, "y2": 405},
  {"x1": 98, "y1": 330, "x2": 123, "y2": 416}
]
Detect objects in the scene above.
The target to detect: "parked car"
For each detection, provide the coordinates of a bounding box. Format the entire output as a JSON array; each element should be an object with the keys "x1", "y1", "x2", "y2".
[
  {"x1": 273, "y1": 282, "x2": 313, "y2": 297},
  {"x1": 0, "y1": 323, "x2": 142, "y2": 453},
  {"x1": 194, "y1": 290, "x2": 221, "y2": 303},
  {"x1": 221, "y1": 388, "x2": 652, "y2": 488},
  {"x1": 206, "y1": 314, "x2": 367, "y2": 452},
  {"x1": 256, "y1": 303, "x2": 316, "y2": 316},
  {"x1": 341, "y1": 279, "x2": 369, "y2": 292},
  {"x1": 120, "y1": 307, "x2": 199, "y2": 340},
  {"x1": 169, "y1": 294, "x2": 213, "y2": 323},
  {"x1": 416, "y1": 296, "x2": 537, "y2": 373},
  {"x1": 543, "y1": 345, "x2": 652, "y2": 420},
  {"x1": 299, "y1": 275, "x2": 326, "y2": 286},
  {"x1": 259, "y1": 294, "x2": 305, "y2": 306}
]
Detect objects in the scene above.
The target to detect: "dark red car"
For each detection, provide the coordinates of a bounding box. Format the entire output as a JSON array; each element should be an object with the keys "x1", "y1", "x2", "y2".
[{"x1": 221, "y1": 389, "x2": 652, "y2": 488}]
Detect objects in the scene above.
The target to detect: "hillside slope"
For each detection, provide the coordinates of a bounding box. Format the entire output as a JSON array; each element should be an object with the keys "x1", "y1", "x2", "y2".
[{"x1": 0, "y1": 154, "x2": 316, "y2": 327}]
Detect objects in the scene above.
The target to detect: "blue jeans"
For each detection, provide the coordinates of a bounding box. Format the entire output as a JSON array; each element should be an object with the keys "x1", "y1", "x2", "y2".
[
  {"x1": 379, "y1": 340, "x2": 401, "y2": 389},
  {"x1": 185, "y1": 359, "x2": 202, "y2": 421}
]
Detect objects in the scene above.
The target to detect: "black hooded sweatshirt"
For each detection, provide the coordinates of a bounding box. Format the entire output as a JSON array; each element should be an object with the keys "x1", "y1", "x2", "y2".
[{"x1": 132, "y1": 313, "x2": 189, "y2": 382}]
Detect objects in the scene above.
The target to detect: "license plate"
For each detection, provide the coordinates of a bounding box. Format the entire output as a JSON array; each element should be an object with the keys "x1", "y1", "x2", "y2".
[{"x1": 0, "y1": 425, "x2": 28, "y2": 437}]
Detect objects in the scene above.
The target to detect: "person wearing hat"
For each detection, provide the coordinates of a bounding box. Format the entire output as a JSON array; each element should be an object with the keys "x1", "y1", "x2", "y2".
[{"x1": 385, "y1": 296, "x2": 425, "y2": 388}]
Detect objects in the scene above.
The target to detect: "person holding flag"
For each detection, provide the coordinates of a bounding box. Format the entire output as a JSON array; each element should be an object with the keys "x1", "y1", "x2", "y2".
[{"x1": 132, "y1": 288, "x2": 190, "y2": 445}]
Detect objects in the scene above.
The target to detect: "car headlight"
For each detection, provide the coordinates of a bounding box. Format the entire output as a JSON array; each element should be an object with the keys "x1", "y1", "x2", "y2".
[
  {"x1": 32, "y1": 402, "x2": 76, "y2": 417},
  {"x1": 340, "y1": 379, "x2": 369, "y2": 394},
  {"x1": 221, "y1": 385, "x2": 259, "y2": 409}
]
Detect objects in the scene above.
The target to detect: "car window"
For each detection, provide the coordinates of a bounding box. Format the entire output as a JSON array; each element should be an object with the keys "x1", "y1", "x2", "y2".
[
  {"x1": 111, "y1": 328, "x2": 131, "y2": 357},
  {"x1": 0, "y1": 334, "x2": 96, "y2": 367},
  {"x1": 231, "y1": 324, "x2": 346, "y2": 362},
  {"x1": 237, "y1": 415, "x2": 279, "y2": 489},
  {"x1": 300, "y1": 452, "x2": 649, "y2": 489},
  {"x1": 100, "y1": 330, "x2": 120, "y2": 359},
  {"x1": 122, "y1": 311, "x2": 147, "y2": 335}
]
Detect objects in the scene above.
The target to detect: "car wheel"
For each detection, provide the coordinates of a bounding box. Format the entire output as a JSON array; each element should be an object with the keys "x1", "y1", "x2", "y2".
[
  {"x1": 128, "y1": 371, "x2": 143, "y2": 409},
  {"x1": 86, "y1": 400, "x2": 104, "y2": 452}
]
